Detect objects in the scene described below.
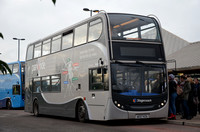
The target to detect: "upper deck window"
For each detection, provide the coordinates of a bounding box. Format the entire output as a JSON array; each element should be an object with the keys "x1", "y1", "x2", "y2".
[
  {"x1": 13, "y1": 64, "x2": 19, "y2": 74},
  {"x1": 62, "y1": 30, "x2": 73, "y2": 50},
  {"x1": 74, "y1": 24, "x2": 87, "y2": 46},
  {"x1": 88, "y1": 19, "x2": 103, "y2": 42},
  {"x1": 51, "y1": 35, "x2": 61, "y2": 53},
  {"x1": 42, "y1": 39, "x2": 51, "y2": 56},
  {"x1": 108, "y1": 14, "x2": 161, "y2": 42},
  {"x1": 34, "y1": 43, "x2": 42, "y2": 58},
  {"x1": 26, "y1": 45, "x2": 34, "y2": 60}
]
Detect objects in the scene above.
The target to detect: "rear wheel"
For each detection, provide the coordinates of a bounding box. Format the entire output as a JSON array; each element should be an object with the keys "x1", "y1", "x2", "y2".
[
  {"x1": 6, "y1": 99, "x2": 12, "y2": 110},
  {"x1": 77, "y1": 101, "x2": 88, "y2": 122},
  {"x1": 33, "y1": 101, "x2": 39, "y2": 117}
]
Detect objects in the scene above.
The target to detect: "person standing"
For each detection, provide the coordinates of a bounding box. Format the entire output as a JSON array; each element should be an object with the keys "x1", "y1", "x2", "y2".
[
  {"x1": 168, "y1": 74, "x2": 177, "y2": 120},
  {"x1": 180, "y1": 75, "x2": 192, "y2": 120},
  {"x1": 194, "y1": 78, "x2": 200, "y2": 115},
  {"x1": 188, "y1": 77, "x2": 197, "y2": 117}
]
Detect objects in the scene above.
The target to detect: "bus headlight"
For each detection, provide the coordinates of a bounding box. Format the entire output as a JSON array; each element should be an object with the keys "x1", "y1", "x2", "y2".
[{"x1": 117, "y1": 104, "x2": 121, "y2": 107}]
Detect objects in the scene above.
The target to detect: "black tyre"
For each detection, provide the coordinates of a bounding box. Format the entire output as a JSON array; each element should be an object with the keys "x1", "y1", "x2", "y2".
[
  {"x1": 33, "y1": 101, "x2": 40, "y2": 117},
  {"x1": 77, "y1": 101, "x2": 88, "y2": 122},
  {"x1": 6, "y1": 99, "x2": 12, "y2": 110}
]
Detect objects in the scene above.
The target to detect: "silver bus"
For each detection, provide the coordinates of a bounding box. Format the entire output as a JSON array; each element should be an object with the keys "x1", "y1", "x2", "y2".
[{"x1": 25, "y1": 12, "x2": 168, "y2": 121}]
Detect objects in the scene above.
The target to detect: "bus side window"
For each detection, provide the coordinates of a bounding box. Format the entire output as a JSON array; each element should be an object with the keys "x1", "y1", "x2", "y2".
[
  {"x1": 89, "y1": 67, "x2": 108, "y2": 91},
  {"x1": 51, "y1": 35, "x2": 61, "y2": 53},
  {"x1": 74, "y1": 24, "x2": 87, "y2": 46},
  {"x1": 13, "y1": 64, "x2": 19, "y2": 74},
  {"x1": 33, "y1": 78, "x2": 41, "y2": 93},
  {"x1": 62, "y1": 30, "x2": 73, "y2": 50},
  {"x1": 88, "y1": 19, "x2": 102, "y2": 42},
  {"x1": 12, "y1": 85, "x2": 20, "y2": 95},
  {"x1": 26, "y1": 45, "x2": 34, "y2": 60},
  {"x1": 34, "y1": 43, "x2": 42, "y2": 58},
  {"x1": 42, "y1": 39, "x2": 51, "y2": 56}
]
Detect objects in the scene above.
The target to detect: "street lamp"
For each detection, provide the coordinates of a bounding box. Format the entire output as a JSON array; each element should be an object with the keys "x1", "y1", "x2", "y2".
[
  {"x1": 13, "y1": 38, "x2": 25, "y2": 61},
  {"x1": 83, "y1": 8, "x2": 100, "y2": 16}
]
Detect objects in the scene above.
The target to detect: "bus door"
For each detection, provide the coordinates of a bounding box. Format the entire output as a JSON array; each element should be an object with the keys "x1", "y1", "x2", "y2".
[
  {"x1": 88, "y1": 67, "x2": 109, "y2": 120},
  {"x1": 25, "y1": 79, "x2": 33, "y2": 112},
  {"x1": 12, "y1": 85, "x2": 20, "y2": 107}
]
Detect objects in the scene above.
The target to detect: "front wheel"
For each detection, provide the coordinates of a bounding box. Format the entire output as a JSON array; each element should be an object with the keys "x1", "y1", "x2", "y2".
[
  {"x1": 33, "y1": 101, "x2": 40, "y2": 117},
  {"x1": 77, "y1": 101, "x2": 88, "y2": 122}
]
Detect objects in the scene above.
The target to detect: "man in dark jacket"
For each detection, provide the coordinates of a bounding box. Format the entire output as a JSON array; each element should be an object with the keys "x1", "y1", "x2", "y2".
[
  {"x1": 194, "y1": 78, "x2": 200, "y2": 114},
  {"x1": 168, "y1": 74, "x2": 177, "y2": 120},
  {"x1": 180, "y1": 75, "x2": 192, "y2": 120}
]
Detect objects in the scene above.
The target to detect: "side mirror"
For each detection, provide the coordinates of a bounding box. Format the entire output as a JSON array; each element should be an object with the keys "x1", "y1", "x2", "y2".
[
  {"x1": 97, "y1": 68, "x2": 102, "y2": 74},
  {"x1": 103, "y1": 68, "x2": 107, "y2": 74}
]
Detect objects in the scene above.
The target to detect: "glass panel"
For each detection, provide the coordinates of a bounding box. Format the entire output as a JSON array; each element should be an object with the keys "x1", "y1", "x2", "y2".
[
  {"x1": 43, "y1": 39, "x2": 51, "y2": 44},
  {"x1": 74, "y1": 24, "x2": 87, "y2": 46},
  {"x1": 42, "y1": 76, "x2": 50, "y2": 80},
  {"x1": 51, "y1": 37, "x2": 61, "y2": 53},
  {"x1": 34, "y1": 43, "x2": 41, "y2": 58},
  {"x1": 41, "y1": 80, "x2": 51, "y2": 92},
  {"x1": 103, "y1": 68, "x2": 109, "y2": 90},
  {"x1": 144, "y1": 68, "x2": 165, "y2": 94},
  {"x1": 21, "y1": 62, "x2": 25, "y2": 73},
  {"x1": 12, "y1": 85, "x2": 20, "y2": 95},
  {"x1": 51, "y1": 75, "x2": 60, "y2": 79},
  {"x1": 88, "y1": 19, "x2": 102, "y2": 42},
  {"x1": 112, "y1": 64, "x2": 165, "y2": 96},
  {"x1": 42, "y1": 42, "x2": 50, "y2": 56},
  {"x1": 112, "y1": 65, "x2": 141, "y2": 96},
  {"x1": 33, "y1": 78, "x2": 41, "y2": 93},
  {"x1": 108, "y1": 14, "x2": 161, "y2": 42},
  {"x1": 13, "y1": 64, "x2": 19, "y2": 74},
  {"x1": 27, "y1": 45, "x2": 33, "y2": 60},
  {"x1": 92, "y1": 69, "x2": 102, "y2": 83},
  {"x1": 90, "y1": 68, "x2": 104, "y2": 90},
  {"x1": 51, "y1": 78, "x2": 61, "y2": 92},
  {"x1": 62, "y1": 33, "x2": 73, "y2": 50}
]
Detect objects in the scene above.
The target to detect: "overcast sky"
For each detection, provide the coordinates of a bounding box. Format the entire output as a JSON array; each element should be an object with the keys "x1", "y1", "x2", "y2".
[{"x1": 0, "y1": 0, "x2": 199, "y2": 63}]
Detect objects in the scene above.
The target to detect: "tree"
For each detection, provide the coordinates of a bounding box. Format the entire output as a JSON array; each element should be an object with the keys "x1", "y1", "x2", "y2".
[
  {"x1": 0, "y1": 33, "x2": 12, "y2": 75},
  {"x1": 0, "y1": 33, "x2": 3, "y2": 39},
  {"x1": 0, "y1": 60, "x2": 12, "y2": 75},
  {"x1": 52, "y1": 0, "x2": 56, "y2": 5}
]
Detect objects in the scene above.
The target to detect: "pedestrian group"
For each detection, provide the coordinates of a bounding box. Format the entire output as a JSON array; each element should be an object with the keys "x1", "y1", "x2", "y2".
[{"x1": 168, "y1": 74, "x2": 200, "y2": 120}]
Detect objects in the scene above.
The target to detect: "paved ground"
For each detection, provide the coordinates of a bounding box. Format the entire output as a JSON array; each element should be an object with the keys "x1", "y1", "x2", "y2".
[
  {"x1": 167, "y1": 114, "x2": 200, "y2": 128},
  {"x1": 1, "y1": 109, "x2": 200, "y2": 132}
]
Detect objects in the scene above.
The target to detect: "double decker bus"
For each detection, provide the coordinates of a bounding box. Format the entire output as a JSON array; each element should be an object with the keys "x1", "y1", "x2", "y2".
[
  {"x1": 24, "y1": 12, "x2": 168, "y2": 121},
  {"x1": 0, "y1": 61, "x2": 25, "y2": 109}
]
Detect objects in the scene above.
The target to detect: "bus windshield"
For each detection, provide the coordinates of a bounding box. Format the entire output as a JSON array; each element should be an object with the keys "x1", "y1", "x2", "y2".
[
  {"x1": 111, "y1": 63, "x2": 166, "y2": 96},
  {"x1": 108, "y1": 13, "x2": 161, "y2": 42}
]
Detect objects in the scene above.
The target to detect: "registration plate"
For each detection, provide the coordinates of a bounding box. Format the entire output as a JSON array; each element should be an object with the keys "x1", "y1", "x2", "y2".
[{"x1": 135, "y1": 114, "x2": 149, "y2": 119}]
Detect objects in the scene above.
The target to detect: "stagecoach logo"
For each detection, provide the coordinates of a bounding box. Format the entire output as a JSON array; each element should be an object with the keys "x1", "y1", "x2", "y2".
[{"x1": 133, "y1": 98, "x2": 152, "y2": 103}]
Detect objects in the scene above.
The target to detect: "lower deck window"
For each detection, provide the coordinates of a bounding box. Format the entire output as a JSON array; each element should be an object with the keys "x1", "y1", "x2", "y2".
[
  {"x1": 37, "y1": 75, "x2": 61, "y2": 93},
  {"x1": 12, "y1": 85, "x2": 20, "y2": 95},
  {"x1": 89, "y1": 67, "x2": 109, "y2": 91}
]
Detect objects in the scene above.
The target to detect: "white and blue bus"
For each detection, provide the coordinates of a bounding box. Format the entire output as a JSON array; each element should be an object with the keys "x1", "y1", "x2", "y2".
[
  {"x1": 0, "y1": 61, "x2": 25, "y2": 109},
  {"x1": 25, "y1": 12, "x2": 168, "y2": 121}
]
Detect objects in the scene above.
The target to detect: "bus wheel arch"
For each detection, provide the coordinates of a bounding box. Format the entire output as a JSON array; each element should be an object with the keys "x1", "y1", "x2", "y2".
[
  {"x1": 76, "y1": 99, "x2": 89, "y2": 122},
  {"x1": 6, "y1": 99, "x2": 12, "y2": 110},
  {"x1": 33, "y1": 99, "x2": 40, "y2": 117}
]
